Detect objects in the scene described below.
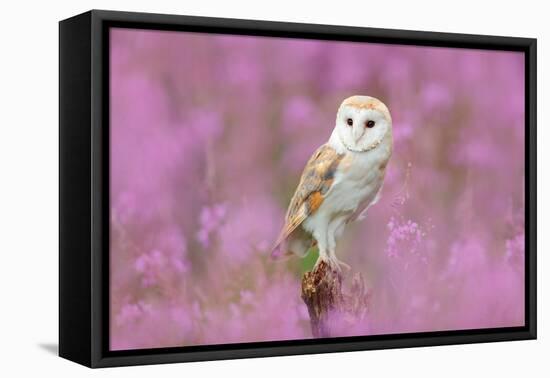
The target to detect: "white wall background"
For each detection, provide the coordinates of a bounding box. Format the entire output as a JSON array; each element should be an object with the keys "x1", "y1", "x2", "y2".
[{"x1": 0, "y1": 0, "x2": 546, "y2": 376}]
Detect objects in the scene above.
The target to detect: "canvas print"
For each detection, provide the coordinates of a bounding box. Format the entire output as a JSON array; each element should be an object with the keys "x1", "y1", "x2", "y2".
[{"x1": 109, "y1": 27, "x2": 525, "y2": 350}]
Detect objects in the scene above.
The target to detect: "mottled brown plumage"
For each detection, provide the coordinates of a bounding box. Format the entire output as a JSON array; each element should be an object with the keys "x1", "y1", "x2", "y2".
[{"x1": 272, "y1": 144, "x2": 343, "y2": 253}]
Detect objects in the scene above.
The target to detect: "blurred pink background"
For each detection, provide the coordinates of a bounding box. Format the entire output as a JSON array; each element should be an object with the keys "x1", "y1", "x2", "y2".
[{"x1": 109, "y1": 28, "x2": 525, "y2": 350}]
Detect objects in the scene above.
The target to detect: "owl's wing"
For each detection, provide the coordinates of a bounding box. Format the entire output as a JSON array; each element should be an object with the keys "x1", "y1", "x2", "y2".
[
  {"x1": 272, "y1": 144, "x2": 344, "y2": 253},
  {"x1": 348, "y1": 189, "x2": 382, "y2": 223}
]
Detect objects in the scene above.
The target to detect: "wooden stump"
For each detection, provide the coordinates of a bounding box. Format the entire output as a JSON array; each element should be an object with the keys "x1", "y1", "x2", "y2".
[{"x1": 301, "y1": 260, "x2": 370, "y2": 338}]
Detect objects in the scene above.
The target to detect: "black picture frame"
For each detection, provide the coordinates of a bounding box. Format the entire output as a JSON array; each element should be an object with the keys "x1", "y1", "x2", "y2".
[{"x1": 59, "y1": 9, "x2": 537, "y2": 368}]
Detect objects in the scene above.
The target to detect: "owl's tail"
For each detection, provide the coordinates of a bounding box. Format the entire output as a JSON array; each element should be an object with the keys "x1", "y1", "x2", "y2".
[
  {"x1": 270, "y1": 235, "x2": 311, "y2": 260},
  {"x1": 270, "y1": 244, "x2": 292, "y2": 260}
]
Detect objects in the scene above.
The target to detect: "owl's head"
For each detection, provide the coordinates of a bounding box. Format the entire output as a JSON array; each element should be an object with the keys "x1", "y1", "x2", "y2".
[{"x1": 334, "y1": 95, "x2": 392, "y2": 153}]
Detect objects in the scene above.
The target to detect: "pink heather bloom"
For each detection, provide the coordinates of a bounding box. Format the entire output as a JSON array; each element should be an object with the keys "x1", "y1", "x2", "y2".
[
  {"x1": 196, "y1": 203, "x2": 227, "y2": 248},
  {"x1": 386, "y1": 216, "x2": 426, "y2": 258},
  {"x1": 505, "y1": 232, "x2": 525, "y2": 264},
  {"x1": 239, "y1": 290, "x2": 255, "y2": 305},
  {"x1": 218, "y1": 196, "x2": 281, "y2": 265},
  {"x1": 134, "y1": 250, "x2": 166, "y2": 288},
  {"x1": 115, "y1": 302, "x2": 147, "y2": 327}
]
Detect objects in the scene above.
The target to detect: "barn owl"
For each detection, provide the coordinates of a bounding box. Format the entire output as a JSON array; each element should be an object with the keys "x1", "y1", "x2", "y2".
[{"x1": 272, "y1": 95, "x2": 393, "y2": 270}]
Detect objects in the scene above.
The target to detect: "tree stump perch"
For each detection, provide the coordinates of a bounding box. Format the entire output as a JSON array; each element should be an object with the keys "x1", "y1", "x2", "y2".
[{"x1": 301, "y1": 260, "x2": 370, "y2": 338}]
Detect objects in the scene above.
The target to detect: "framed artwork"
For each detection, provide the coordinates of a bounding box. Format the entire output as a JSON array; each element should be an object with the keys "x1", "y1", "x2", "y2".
[{"x1": 59, "y1": 10, "x2": 537, "y2": 368}]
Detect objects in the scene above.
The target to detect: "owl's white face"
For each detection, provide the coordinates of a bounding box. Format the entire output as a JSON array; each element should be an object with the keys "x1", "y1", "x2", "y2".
[{"x1": 334, "y1": 96, "x2": 392, "y2": 153}]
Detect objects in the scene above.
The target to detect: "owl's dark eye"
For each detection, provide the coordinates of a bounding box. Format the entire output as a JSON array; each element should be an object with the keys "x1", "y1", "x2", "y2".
[
  {"x1": 346, "y1": 118, "x2": 353, "y2": 126},
  {"x1": 366, "y1": 120, "x2": 376, "y2": 128}
]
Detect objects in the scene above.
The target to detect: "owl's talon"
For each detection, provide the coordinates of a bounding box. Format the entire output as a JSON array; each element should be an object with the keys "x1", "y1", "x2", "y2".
[
  {"x1": 313, "y1": 256, "x2": 326, "y2": 270},
  {"x1": 320, "y1": 257, "x2": 350, "y2": 273},
  {"x1": 330, "y1": 258, "x2": 350, "y2": 272},
  {"x1": 337, "y1": 260, "x2": 351, "y2": 271}
]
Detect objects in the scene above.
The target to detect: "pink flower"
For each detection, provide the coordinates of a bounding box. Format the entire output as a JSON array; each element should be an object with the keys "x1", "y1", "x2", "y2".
[
  {"x1": 505, "y1": 232, "x2": 525, "y2": 265},
  {"x1": 385, "y1": 216, "x2": 427, "y2": 258},
  {"x1": 196, "y1": 203, "x2": 227, "y2": 248}
]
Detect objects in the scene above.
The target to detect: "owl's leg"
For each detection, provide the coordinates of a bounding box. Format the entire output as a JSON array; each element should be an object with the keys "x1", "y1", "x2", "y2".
[
  {"x1": 327, "y1": 217, "x2": 350, "y2": 271},
  {"x1": 312, "y1": 219, "x2": 329, "y2": 268}
]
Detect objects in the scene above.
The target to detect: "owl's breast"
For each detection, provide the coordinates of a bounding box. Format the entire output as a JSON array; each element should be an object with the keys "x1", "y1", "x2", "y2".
[
  {"x1": 327, "y1": 144, "x2": 391, "y2": 215},
  {"x1": 301, "y1": 142, "x2": 391, "y2": 237}
]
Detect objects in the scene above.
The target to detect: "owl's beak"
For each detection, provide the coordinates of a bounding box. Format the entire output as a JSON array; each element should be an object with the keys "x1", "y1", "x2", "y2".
[{"x1": 353, "y1": 125, "x2": 364, "y2": 142}]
